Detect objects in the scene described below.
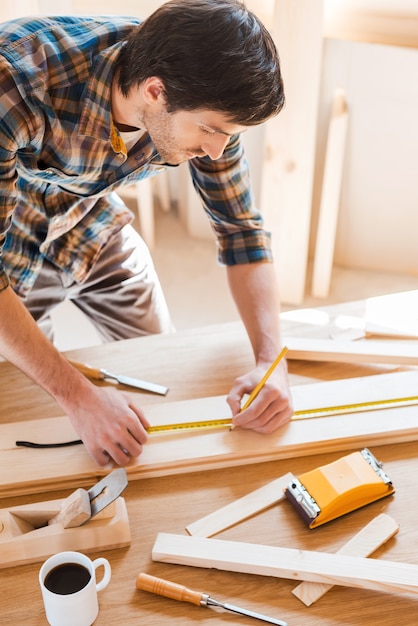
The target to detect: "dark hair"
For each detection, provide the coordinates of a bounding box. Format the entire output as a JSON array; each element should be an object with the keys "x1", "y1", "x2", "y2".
[{"x1": 116, "y1": 0, "x2": 284, "y2": 126}]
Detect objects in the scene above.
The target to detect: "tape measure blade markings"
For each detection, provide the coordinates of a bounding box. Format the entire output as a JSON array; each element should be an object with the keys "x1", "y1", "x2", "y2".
[
  {"x1": 146, "y1": 371, "x2": 418, "y2": 434},
  {"x1": 148, "y1": 418, "x2": 232, "y2": 433},
  {"x1": 294, "y1": 396, "x2": 418, "y2": 420},
  {"x1": 292, "y1": 370, "x2": 418, "y2": 419}
]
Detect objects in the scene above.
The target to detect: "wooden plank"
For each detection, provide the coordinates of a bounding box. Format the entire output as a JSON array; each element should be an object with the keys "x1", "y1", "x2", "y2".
[
  {"x1": 285, "y1": 336, "x2": 418, "y2": 365},
  {"x1": 259, "y1": 0, "x2": 324, "y2": 305},
  {"x1": 311, "y1": 89, "x2": 348, "y2": 298},
  {"x1": 292, "y1": 513, "x2": 399, "y2": 605},
  {"x1": 185, "y1": 473, "x2": 294, "y2": 538},
  {"x1": 2, "y1": 371, "x2": 418, "y2": 497},
  {"x1": 152, "y1": 532, "x2": 418, "y2": 596}
]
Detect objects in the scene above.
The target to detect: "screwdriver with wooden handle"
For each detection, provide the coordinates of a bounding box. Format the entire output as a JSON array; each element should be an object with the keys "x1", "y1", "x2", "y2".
[{"x1": 136, "y1": 573, "x2": 288, "y2": 626}]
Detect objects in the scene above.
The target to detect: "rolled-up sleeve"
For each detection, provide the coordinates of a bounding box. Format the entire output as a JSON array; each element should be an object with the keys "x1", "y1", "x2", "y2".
[{"x1": 188, "y1": 133, "x2": 273, "y2": 266}]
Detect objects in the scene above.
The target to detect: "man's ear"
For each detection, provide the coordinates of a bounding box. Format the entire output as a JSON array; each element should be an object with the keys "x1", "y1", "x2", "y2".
[{"x1": 142, "y1": 76, "x2": 166, "y2": 105}]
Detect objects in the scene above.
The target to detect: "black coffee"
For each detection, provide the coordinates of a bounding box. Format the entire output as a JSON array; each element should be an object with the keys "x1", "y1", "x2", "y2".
[{"x1": 44, "y1": 562, "x2": 91, "y2": 595}]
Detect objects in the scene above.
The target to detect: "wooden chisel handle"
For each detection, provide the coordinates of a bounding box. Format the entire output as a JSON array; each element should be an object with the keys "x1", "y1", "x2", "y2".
[
  {"x1": 136, "y1": 573, "x2": 203, "y2": 606},
  {"x1": 69, "y1": 360, "x2": 105, "y2": 381}
]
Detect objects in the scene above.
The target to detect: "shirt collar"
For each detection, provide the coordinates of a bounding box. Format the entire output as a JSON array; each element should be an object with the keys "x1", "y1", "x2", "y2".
[{"x1": 78, "y1": 42, "x2": 123, "y2": 146}]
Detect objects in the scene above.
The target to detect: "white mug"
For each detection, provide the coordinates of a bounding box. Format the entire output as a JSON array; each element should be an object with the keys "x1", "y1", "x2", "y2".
[{"x1": 39, "y1": 551, "x2": 111, "y2": 626}]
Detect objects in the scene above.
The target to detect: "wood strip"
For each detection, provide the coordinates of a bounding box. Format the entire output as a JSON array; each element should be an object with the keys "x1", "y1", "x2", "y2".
[
  {"x1": 311, "y1": 89, "x2": 348, "y2": 298},
  {"x1": 285, "y1": 336, "x2": 418, "y2": 365},
  {"x1": 292, "y1": 514, "x2": 399, "y2": 605},
  {"x1": 185, "y1": 473, "x2": 294, "y2": 538},
  {"x1": 152, "y1": 532, "x2": 418, "y2": 596},
  {"x1": 3, "y1": 371, "x2": 418, "y2": 497}
]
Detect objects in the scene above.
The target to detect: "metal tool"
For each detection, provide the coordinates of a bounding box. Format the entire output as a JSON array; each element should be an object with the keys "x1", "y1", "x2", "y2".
[
  {"x1": 47, "y1": 468, "x2": 128, "y2": 528},
  {"x1": 136, "y1": 573, "x2": 288, "y2": 626},
  {"x1": 69, "y1": 360, "x2": 168, "y2": 396}
]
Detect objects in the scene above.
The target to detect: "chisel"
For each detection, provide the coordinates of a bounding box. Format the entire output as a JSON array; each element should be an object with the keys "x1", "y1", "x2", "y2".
[
  {"x1": 69, "y1": 360, "x2": 168, "y2": 395},
  {"x1": 136, "y1": 573, "x2": 287, "y2": 626}
]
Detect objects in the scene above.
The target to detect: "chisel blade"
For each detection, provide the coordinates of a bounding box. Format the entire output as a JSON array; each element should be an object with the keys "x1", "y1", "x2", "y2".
[
  {"x1": 208, "y1": 597, "x2": 288, "y2": 626},
  {"x1": 102, "y1": 370, "x2": 168, "y2": 396}
]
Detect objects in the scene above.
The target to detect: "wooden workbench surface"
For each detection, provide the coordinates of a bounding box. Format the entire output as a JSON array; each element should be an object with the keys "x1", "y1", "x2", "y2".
[{"x1": 1, "y1": 300, "x2": 417, "y2": 625}]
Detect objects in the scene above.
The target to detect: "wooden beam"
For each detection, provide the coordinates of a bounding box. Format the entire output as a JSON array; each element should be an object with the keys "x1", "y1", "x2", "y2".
[
  {"x1": 152, "y1": 532, "x2": 418, "y2": 596},
  {"x1": 3, "y1": 371, "x2": 418, "y2": 497},
  {"x1": 259, "y1": 0, "x2": 324, "y2": 304},
  {"x1": 292, "y1": 513, "x2": 399, "y2": 605},
  {"x1": 185, "y1": 473, "x2": 294, "y2": 538}
]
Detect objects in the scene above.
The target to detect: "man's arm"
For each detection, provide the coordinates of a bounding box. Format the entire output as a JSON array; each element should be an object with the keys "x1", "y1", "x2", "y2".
[
  {"x1": 0, "y1": 285, "x2": 149, "y2": 466},
  {"x1": 226, "y1": 261, "x2": 293, "y2": 432}
]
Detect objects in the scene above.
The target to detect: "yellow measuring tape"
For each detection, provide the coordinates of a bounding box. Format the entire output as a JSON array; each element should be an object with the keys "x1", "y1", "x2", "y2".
[{"x1": 147, "y1": 394, "x2": 418, "y2": 434}]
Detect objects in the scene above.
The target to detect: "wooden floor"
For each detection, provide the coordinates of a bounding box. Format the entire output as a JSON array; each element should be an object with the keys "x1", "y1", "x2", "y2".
[{"x1": 51, "y1": 207, "x2": 418, "y2": 351}]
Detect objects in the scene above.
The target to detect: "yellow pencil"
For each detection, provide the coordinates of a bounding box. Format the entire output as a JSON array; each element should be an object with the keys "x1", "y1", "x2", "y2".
[{"x1": 241, "y1": 345, "x2": 289, "y2": 411}]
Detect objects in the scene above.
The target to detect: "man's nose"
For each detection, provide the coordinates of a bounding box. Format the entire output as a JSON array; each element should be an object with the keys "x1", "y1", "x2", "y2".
[{"x1": 201, "y1": 134, "x2": 230, "y2": 160}]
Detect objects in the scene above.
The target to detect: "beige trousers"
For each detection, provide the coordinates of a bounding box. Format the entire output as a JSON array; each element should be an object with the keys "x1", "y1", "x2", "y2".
[{"x1": 23, "y1": 224, "x2": 173, "y2": 344}]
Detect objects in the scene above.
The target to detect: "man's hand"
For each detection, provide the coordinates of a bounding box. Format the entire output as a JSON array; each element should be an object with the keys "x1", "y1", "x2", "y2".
[
  {"x1": 0, "y1": 287, "x2": 151, "y2": 467},
  {"x1": 226, "y1": 359, "x2": 293, "y2": 433},
  {"x1": 62, "y1": 384, "x2": 150, "y2": 466}
]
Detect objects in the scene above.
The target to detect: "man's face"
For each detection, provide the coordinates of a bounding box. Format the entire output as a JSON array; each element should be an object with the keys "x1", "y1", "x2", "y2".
[
  {"x1": 141, "y1": 107, "x2": 246, "y2": 165},
  {"x1": 112, "y1": 79, "x2": 247, "y2": 165}
]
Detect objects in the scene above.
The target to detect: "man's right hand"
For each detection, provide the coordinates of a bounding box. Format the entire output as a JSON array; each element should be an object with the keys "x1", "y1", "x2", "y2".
[
  {"x1": 61, "y1": 383, "x2": 150, "y2": 466},
  {"x1": 0, "y1": 286, "x2": 150, "y2": 467}
]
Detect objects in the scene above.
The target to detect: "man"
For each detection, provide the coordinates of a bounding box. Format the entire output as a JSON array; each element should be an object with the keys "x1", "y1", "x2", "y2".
[{"x1": 0, "y1": 0, "x2": 293, "y2": 467}]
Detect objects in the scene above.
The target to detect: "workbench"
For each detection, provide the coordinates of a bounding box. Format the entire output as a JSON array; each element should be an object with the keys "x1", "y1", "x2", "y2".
[{"x1": 1, "y1": 299, "x2": 417, "y2": 625}]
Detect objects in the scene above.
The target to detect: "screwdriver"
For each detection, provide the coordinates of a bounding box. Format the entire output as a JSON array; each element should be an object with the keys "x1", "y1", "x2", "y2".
[{"x1": 136, "y1": 573, "x2": 288, "y2": 626}]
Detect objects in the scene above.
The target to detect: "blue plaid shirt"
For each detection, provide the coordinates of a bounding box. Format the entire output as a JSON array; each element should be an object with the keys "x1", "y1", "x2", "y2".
[{"x1": 0, "y1": 15, "x2": 273, "y2": 296}]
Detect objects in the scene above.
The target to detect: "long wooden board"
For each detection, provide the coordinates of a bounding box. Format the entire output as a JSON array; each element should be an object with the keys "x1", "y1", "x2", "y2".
[
  {"x1": 152, "y1": 532, "x2": 418, "y2": 596},
  {"x1": 3, "y1": 371, "x2": 418, "y2": 498}
]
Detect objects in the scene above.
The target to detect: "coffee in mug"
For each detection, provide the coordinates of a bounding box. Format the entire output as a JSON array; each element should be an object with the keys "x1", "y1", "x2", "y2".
[{"x1": 39, "y1": 551, "x2": 111, "y2": 626}]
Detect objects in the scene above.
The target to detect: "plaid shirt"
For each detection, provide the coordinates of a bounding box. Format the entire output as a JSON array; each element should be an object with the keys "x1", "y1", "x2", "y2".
[{"x1": 0, "y1": 15, "x2": 272, "y2": 296}]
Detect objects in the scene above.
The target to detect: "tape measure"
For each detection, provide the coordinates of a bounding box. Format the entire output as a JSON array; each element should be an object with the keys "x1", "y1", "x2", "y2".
[
  {"x1": 148, "y1": 394, "x2": 418, "y2": 434},
  {"x1": 148, "y1": 418, "x2": 233, "y2": 433}
]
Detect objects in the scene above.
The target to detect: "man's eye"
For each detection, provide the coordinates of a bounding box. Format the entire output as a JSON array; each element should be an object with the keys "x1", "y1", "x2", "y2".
[{"x1": 200, "y1": 127, "x2": 214, "y2": 135}]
